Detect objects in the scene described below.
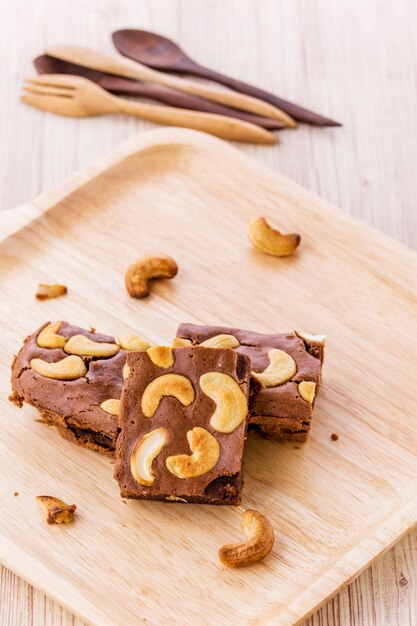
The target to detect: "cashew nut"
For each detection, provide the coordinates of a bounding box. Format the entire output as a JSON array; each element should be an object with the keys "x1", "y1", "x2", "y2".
[
  {"x1": 125, "y1": 255, "x2": 178, "y2": 299},
  {"x1": 295, "y1": 330, "x2": 326, "y2": 346},
  {"x1": 200, "y1": 334, "x2": 240, "y2": 349},
  {"x1": 218, "y1": 509, "x2": 275, "y2": 568},
  {"x1": 298, "y1": 381, "x2": 316, "y2": 403},
  {"x1": 248, "y1": 216, "x2": 300, "y2": 257},
  {"x1": 147, "y1": 346, "x2": 174, "y2": 369},
  {"x1": 36, "y1": 321, "x2": 66, "y2": 349},
  {"x1": 117, "y1": 334, "x2": 150, "y2": 351},
  {"x1": 100, "y1": 399, "x2": 121, "y2": 416},
  {"x1": 64, "y1": 334, "x2": 120, "y2": 358},
  {"x1": 35, "y1": 284, "x2": 67, "y2": 300},
  {"x1": 165, "y1": 427, "x2": 220, "y2": 478},
  {"x1": 199, "y1": 372, "x2": 247, "y2": 433},
  {"x1": 122, "y1": 362, "x2": 131, "y2": 380},
  {"x1": 35, "y1": 496, "x2": 76, "y2": 524},
  {"x1": 30, "y1": 355, "x2": 87, "y2": 380},
  {"x1": 253, "y1": 349, "x2": 296, "y2": 387},
  {"x1": 141, "y1": 374, "x2": 195, "y2": 417},
  {"x1": 130, "y1": 428, "x2": 168, "y2": 486},
  {"x1": 172, "y1": 337, "x2": 192, "y2": 348}
]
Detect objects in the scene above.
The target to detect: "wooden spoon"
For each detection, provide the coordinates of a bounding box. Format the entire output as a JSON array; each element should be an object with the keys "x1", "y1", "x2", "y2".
[
  {"x1": 34, "y1": 55, "x2": 284, "y2": 130},
  {"x1": 112, "y1": 29, "x2": 341, "y2": 127},
  {"x1": 46, "y1": 45, "x2": 296, "y2": 127}
]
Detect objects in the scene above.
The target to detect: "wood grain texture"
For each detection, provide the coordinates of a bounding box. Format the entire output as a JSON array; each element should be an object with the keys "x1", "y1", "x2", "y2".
[
  {"x1": 1, "y1": 128, "x2": 417, "y2": 626},
  {"x1": 0, "y1": 1, "x2": 416, "y2": 625}
]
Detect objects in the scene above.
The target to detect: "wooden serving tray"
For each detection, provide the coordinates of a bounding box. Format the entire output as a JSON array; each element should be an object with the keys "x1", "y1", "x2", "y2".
[{"x1": 1, "y1": 128, "x2": 417, "y2": 626}]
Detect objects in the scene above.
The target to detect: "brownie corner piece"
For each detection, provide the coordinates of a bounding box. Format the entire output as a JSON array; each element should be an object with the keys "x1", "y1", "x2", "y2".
[{"x1": 114, "y1": 346, "x2": 251, "y2": 505}]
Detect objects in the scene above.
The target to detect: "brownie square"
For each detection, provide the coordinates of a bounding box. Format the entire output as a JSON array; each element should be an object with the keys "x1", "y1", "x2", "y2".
[
  {"x1": 114, "y1": 346, "x2": 251, "y2": 505},
  {"x1": 175, "y1": 324, "x2": 325, "y2": 442},
  {"x1": 9, "y1": 321, "x2": 137, "y2": 454}
]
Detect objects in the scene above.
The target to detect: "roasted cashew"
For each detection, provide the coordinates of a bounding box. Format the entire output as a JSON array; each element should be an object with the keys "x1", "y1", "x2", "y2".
[
  {"x1": 165, "y1": 427, "x2": 220, "y2": 478},
  {"x1": 130, "y1": 428, "x2": 168, "y2": 486},
  {"x1": 141, "y1": 374, "x2": 195, "y2": 417},
  {"x1": 218, "y1": 509, "x2": 274, "y2": 567},
  {"x1": 253, "y1": 349, "x2": 296, "y2": 387},
  {"x1": 200, "y1": 372, "x2": 247, "y2": 433},
  {"x1": 36, "y1": 321, "x2": 66, "y2": 349},
  {"x1": 64, "y1": 334, "x2": 120, "y2": 358},
  {"x1": 248, "y1": 216, "x2": 300, "y2": 257},
  {"x1": 125, "y1": 255, "x2": 178, "y2": 299},
  {"x1": 200, "y1": 334, "x2": 240, "y2": 349},
  {"x1": 30, "y1": 355, "x2": 87, "y2": 380}
]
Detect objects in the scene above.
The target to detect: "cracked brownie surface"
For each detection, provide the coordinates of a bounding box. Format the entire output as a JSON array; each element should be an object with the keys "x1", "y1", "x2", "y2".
[
  {"x1": 114, "y1": 346, "x2": 251, "y2": 504},
  {"x1": 176, "y1": 323, "x2": 325, "y2": 442},
  {"x1": 10, "y1": 321, "x2": 126, "y2": 454}
]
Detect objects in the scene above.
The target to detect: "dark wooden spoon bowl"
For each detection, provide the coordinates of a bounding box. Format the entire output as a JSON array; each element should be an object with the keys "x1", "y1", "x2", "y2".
[
  {"x1": 112, "y1": 29, "x2": 341, "y2": 127},
  {"x1": 34, "y1": 55, "x2": 284, "y2": 130}
]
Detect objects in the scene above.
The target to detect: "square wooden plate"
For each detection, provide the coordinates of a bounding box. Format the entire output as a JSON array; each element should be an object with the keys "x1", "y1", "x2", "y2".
[{"x1": 1, "y1": 128, "x2": 416, "y2": 626}]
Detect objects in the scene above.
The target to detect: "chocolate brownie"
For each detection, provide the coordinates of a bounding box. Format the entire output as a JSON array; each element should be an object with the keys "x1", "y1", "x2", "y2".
[
  {"x1": 10, "y1": 321, "x2": 148, "y2": 454},
  {"x1": 175, "y1": 324, "x2": 325, "y2": 442},
  {"x1": 114, "y1": 346, "x2": 251, "y2": 504}
]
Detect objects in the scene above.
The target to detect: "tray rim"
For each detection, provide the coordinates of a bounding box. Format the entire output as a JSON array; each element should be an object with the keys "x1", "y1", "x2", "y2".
[{"x1": 1, "y1": 126, "x2": 417, "y2": 626}]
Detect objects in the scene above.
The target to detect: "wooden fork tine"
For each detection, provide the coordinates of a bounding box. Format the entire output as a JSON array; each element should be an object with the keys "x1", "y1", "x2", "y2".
[
  {"x1": 20, "y1": 93, "x2": 82, "y2": 117},
  {"x1": 25, "y1": 74, "x2": 78, "y2": 89},
  {"x1": 22, "y1": 84, "x2": 73, "y2": 98}
]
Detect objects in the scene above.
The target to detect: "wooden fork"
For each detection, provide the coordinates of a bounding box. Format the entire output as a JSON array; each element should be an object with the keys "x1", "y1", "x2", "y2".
[{"x1": 21, "y1": 75, "x2": 276, "y2": 144}]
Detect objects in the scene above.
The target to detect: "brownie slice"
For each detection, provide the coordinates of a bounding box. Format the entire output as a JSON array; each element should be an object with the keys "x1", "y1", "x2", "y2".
[
  {"x1": 114, "y1": 346, "x2": 251, "y2": 504},
  {"x1": 9, "y1": 321, "x2": 138, "y2": 454},
  {"x1": 175, "y1": 323, "x2": 325, "y2": 442}
]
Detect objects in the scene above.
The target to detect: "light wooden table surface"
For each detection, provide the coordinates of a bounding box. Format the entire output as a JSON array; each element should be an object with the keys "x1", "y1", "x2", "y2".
[{"x1": 1, "y1": 1, "x2": 416, "y2": 625}]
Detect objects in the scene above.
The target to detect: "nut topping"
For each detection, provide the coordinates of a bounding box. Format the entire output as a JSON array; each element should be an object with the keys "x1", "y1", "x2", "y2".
[
  {"x1": 35, "y1": 496, "x2": 76, "y2": 524},
  {"x1": 36, "y1": 321, "x2": 66, "y2": 349},
  {"x1": 130, "y1": 428, "x2": 168, "y2": 486},
  {"x1": 122, "y1": 362, "x2": 131, "y2": 380},
  {"x1": 253, "y1": 349, "x2": 296, "y2": 387},
  {"x1": 172, "y1": 337, "x2": 192, "y2": 348},
  {"x1": 218, "y1": 509, "x2": 275, "y2": 567},
  {"x1": 200, "y1": 334, "x2": 240, "y2": 349},
  {"x1": 125, "y1": 255, "x2": 178, "y2": 299},
  {"x1": 141, "y1": 374, "x2": 195, "y2": 418},
  {"x1": 64, "y1": 335, "x2": 120, "y2": 358},
  {"x1": 100, "y1": 399, "x2": 121, "y2": 416},
  {"x1": 298, "y1": 381, "x2": 316, "y2": 403},
  {"x1": 117, "y1": 334, "x2": 150, "y2": 351},
  {"x1": 147, "y1": 346, "x2": 174, "y2": 369},
  {"x1": 248, "y1": 216, "x2": 300, "y2": 257},
  {"x1": 30, "y1": 355, "x2": 87, "y2": 380},
  {"x1": 199, "y1": 372, "x2": 247, "y2": 433},
  {"x1": 165, "y1": 427, "x2": 220, "y2": 478},
  {"x1": 295, "y1": 330, "x2": 326, "y2": 346},
  {"x1": 35, "y1": 284, "x2": 67, "y2": 300}
]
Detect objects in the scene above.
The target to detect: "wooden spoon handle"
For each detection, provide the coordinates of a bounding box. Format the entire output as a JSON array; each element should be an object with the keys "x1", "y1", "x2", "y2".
[
  {"x1": 187, "y1": 64, "x2": 341, "y2": 127},
  {"x1": 142, "y1": 70, "x2": 296, "y2": 128},
  {"x1": 115, "y1": 98, "x2": 276, "y2": 144},
  {"x1": 99, "y1": 77, "x2": 284, "y2": 130}
]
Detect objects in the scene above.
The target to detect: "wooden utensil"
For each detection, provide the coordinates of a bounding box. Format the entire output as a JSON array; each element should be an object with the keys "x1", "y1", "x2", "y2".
[
  {"x1": 45, "y1": 44, "x2": 296, "y2": 127},
  {"x1": 112, "y1": 29, "x2": 341, "y2": 127},
  {"x1": 34, "y1": 55, "x2": 285, "y2": 131},
  {"x1": 21, "y1": 75, "x2": 276, "y2": 144}
]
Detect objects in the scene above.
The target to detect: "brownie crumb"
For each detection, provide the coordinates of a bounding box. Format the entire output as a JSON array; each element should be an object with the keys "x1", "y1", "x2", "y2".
[
  {"x1": 13, "y1": 491, "x2": 19, "y2": 496},
  {"x1": 331, "y1": 433, "x2": 339, "y2": 441}
]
